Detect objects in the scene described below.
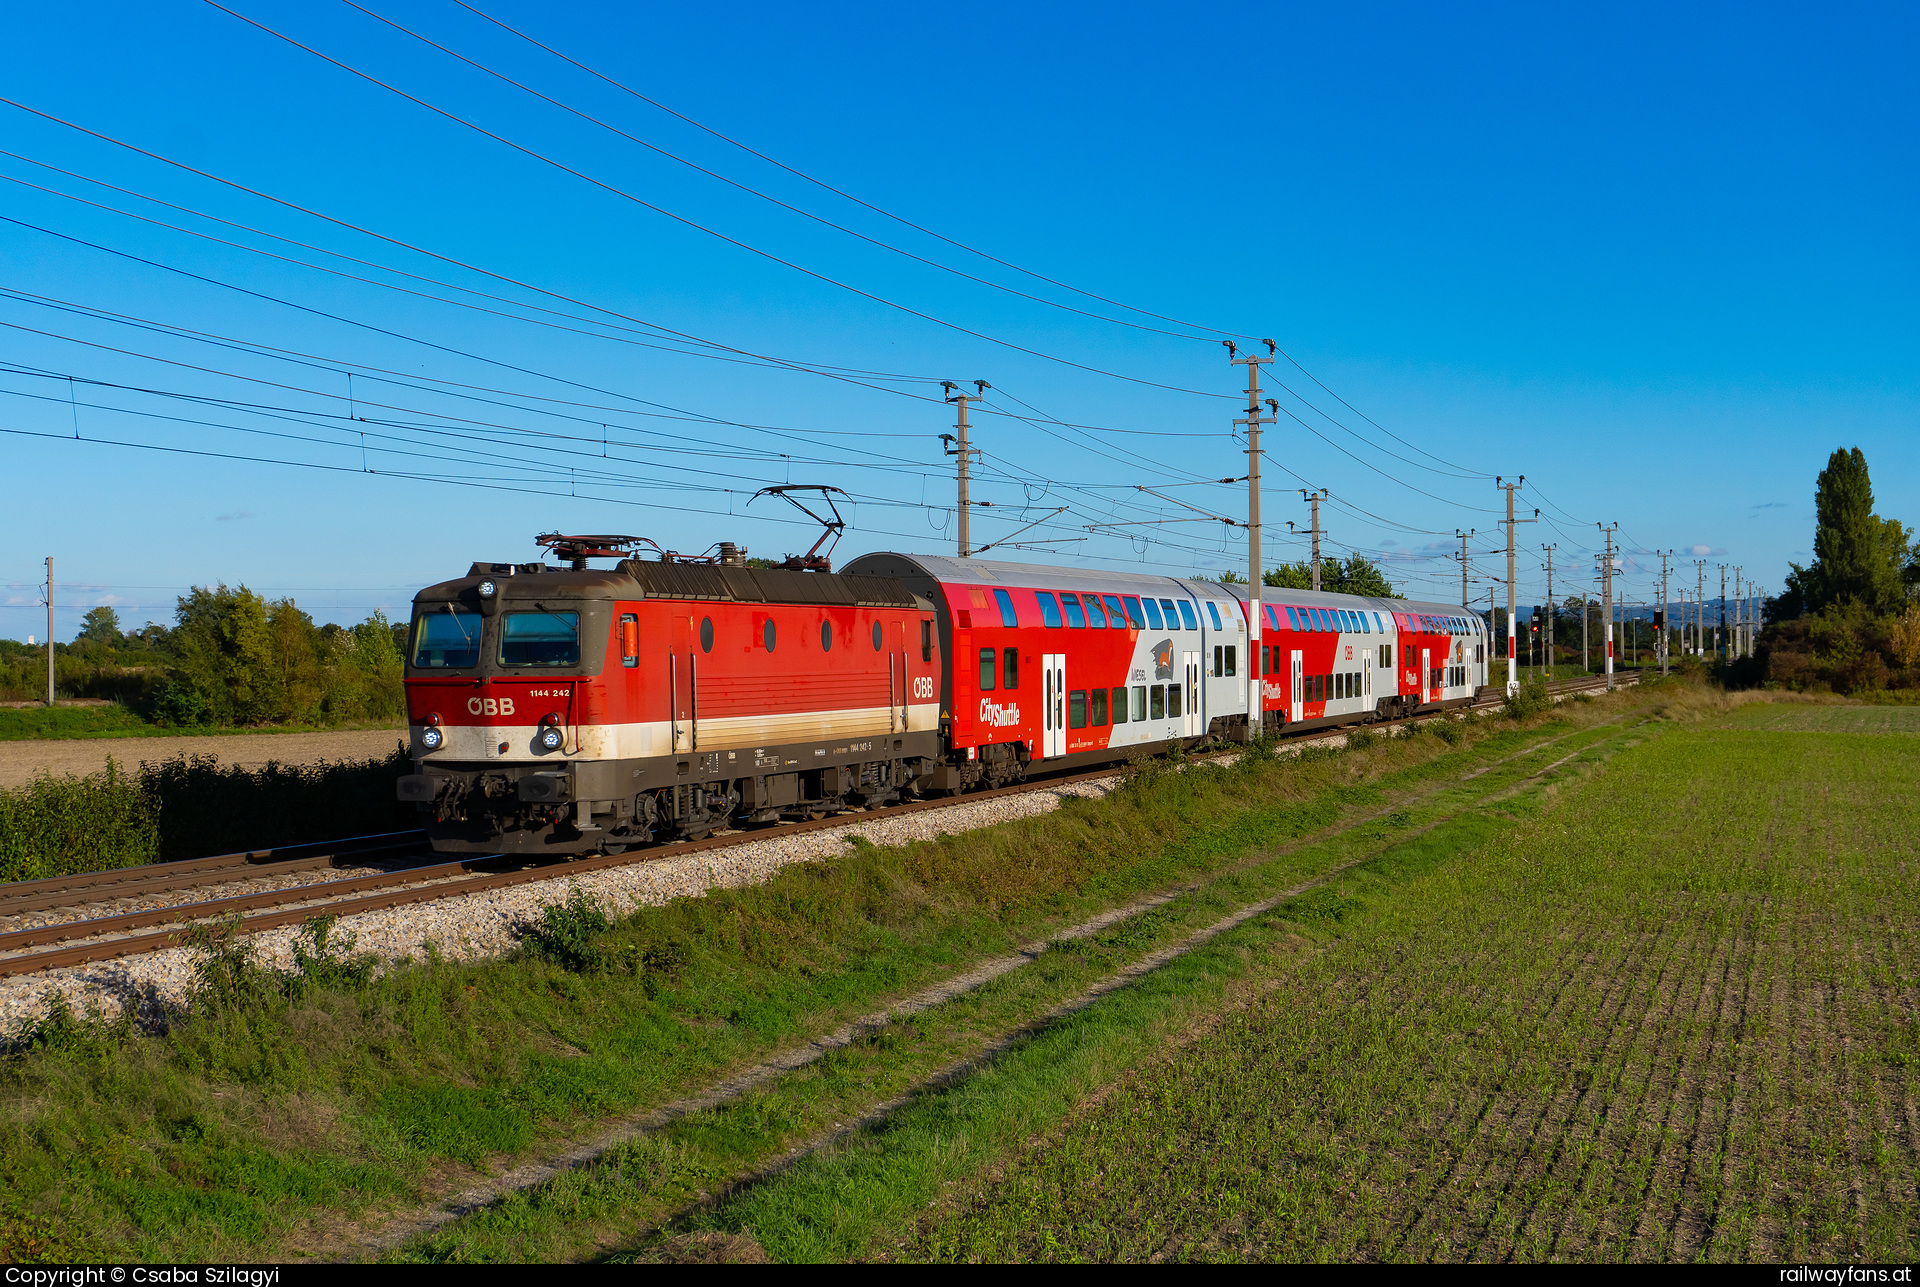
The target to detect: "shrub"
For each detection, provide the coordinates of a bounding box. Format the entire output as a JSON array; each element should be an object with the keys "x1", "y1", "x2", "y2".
[{"x1": 1504, "y1": 678, "x2": 1553, "y2": 721}]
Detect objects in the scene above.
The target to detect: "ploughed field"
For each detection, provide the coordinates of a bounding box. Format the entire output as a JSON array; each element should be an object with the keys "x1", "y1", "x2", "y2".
[{"x1": 903, "y1": 704, "x2": 1920, "y2": 1262}]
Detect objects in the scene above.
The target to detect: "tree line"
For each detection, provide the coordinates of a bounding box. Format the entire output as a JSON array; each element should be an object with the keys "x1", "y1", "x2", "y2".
[
  {"x1": 0, "y1": 587, "x2": 406, "y2": 727},
  {"x1": 1757, "y1": 448, "x2": 1920, "y2": 696}
]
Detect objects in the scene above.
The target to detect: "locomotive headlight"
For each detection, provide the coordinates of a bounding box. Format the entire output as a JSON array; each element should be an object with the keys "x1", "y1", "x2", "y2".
[
  {"x1": 477, "y1": 579, "x2": 497, "y2": 597},
  {"x1": 421, "y1": 726, "x2": 445, "y2": 750},
  {"x1": 537, "y1": 726, "x2": 563, "y2": 750}
]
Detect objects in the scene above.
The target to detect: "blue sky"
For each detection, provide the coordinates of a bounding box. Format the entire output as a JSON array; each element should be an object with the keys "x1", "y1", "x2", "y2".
[{"x1": 1, "y1": 0, "x2": 1913, "y2": 640}]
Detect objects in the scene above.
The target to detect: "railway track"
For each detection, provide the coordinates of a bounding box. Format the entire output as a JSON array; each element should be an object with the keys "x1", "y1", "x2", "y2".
[{"x1": 0, "y1": 669, "x2": 1642, "y2": 981}]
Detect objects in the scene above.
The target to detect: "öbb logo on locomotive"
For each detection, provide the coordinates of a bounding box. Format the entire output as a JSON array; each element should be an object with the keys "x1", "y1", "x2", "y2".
[{"x1": 394, "y1": 535, "x2": 1489, "y2": 856}]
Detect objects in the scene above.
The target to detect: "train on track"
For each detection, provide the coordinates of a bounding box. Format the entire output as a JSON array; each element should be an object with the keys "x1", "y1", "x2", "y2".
[{"x1": 398, "y1": 523, "x2": 1490, "y2": 855}]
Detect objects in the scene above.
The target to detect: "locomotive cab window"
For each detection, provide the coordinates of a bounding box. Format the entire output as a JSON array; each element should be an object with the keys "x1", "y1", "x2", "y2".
[
  {"x1": 920, "y1": 619, "x2": 933, "y2": 662},
  {"x1": 500, "y1": 610, "x2": 580, "y2": 667},
  {"x1": 620, "y1": 614, "x2": 639, "y2": 668},
  {"x1": 413, "y1": 604, "x2": 481, "y2": 669}
]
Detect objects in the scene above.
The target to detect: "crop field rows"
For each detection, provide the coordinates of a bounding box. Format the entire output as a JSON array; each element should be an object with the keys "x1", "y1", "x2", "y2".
[{"x1": 893, "y1": 712, "x2": 1918, "y2": 1263}]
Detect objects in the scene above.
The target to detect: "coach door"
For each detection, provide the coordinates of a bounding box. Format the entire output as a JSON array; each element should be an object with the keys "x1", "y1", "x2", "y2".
[
  {"x1": 1043, "y1": 653, "x2": 1067, "y2": 757},
  {"x1": 1182, "y1": 651, "x2": 1202, "y2": 736},
  {"x1": 1290, "y1": 650, "x2": 1303, "y2": 723},
  {"x1": 1421, "y1": 646, "x2": 1432, "y2": 704},
  {"x1": 1364, "y1": 652, "x2": 1373, "y2": 706}
]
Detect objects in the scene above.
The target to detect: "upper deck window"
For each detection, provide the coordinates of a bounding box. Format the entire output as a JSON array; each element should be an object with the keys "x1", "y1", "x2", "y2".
[
  {"x1": 994, "y1": 589, "x2": 1019, "y2": 628},
  {"x1": 1207, "y1": 602, "x2": 1223, "y2": 631},
  {"x1": 1103, "y1": 595, "x2": 1128, "y2": 628},
  {"x1": 1061, "y1": 593, "x2": 1087, "y2": 628},
  {"x1": 1083, "y1": 595, "x2": 1108, "y2": 628},
  {"x1": 499, "y1": 609, "x2": 580, "y2": 667},
  {"x1": 1122, "y1": 595, "x2": 1145, "y2": 629},
  {"x1": 1142, "y1": 598, "x2": 1165, "y2": 630},
  {"x1": 1177, "y1": 601, "x2": 1198, "y2": 631},
  {"x1": 1036, "y1": 592, "x2": 1064, "y2": 628},
  {"x1": 412, "y1": 604, "x2": 481, "y2": 669},
  {"x1": 1286, "y1": 606, "x2": 1300, "y2": 631}
]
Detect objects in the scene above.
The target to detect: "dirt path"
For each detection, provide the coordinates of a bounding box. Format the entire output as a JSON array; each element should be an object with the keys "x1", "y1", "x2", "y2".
[{"x1": 0, "y1": 729, "x2": 408, "y2": 788}]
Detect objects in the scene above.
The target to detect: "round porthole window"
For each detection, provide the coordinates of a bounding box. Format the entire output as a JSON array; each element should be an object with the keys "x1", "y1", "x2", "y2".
[
  {"x1": 763, "y1": 619, "x2": 776, "y2": 652},
  {"x1": 700, "y1": 617, "x2": 714, "y2": 653},
  {"x1": 872, "y1": 621, "x2": 883, "y2": 650},
  {"x1": 820, "y1": 620, "x2": 833, "y2": 652}
]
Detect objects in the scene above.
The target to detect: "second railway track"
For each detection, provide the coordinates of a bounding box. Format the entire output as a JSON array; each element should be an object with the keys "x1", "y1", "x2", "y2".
[{"x1": 0, "y1": 670, "x2": 1640, "y2": 981}]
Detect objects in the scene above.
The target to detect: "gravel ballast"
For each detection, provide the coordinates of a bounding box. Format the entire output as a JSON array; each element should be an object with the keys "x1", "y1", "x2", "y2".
[{"x1": 0, "y1": 774, "x2": 1124, "y2": 1031}]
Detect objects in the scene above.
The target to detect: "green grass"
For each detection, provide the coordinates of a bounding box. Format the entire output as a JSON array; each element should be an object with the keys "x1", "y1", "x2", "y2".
[
  {"x1": 0, "y1": 705, "x2": 404, "y2": 741},
  {"x1": 0, "y1": 694, "x2": 1656, "y2": 1263},
  {"x1": 0, "y1": 746, "x2": 416, "y2": 880},
  {"x1": 722, "y1": 714, "x2": 1916, "y2": 1262},
  {"x1": 1723, "y1": 701, "x2": 1920, "y2": 733}
]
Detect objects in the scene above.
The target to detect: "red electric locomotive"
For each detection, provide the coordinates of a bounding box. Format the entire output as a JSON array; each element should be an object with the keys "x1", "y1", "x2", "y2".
[{"x1": 398, "y1": 530, "x2": 1489, "y2": 856}]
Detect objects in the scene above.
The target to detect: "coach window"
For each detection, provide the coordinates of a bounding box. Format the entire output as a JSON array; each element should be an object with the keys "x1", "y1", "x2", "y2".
[
  {"x1": 979, "y1": 648, "x2": 996, "y2": 691},
  {"x1": 1122, "y1": 595, "x2": 1145, "y2": 629},
  {"x1": 994, "y1": 588, "x2": 1018, "y2": 628},
  {"x1": 1207, "y1": 602, "x2": 1223, "y2": 631},
  {"x1": 1091, "y1": 688, "x2": 1109, "y2": 726},
  {"x1": 1061, "y1": 593, "x2": 1087, "y2": 628},
  {"x1": 872, "y1": 621, "x2": 883, "y2": 650},
  {"x1": 1083, "y1": 595, "x2": 1107, "y2": 628},
  {"x1": 1111, "y1": 685, "x2": 1128, "y2": 722},
  {"x1": 1142, "y1": 597, "x2": 1164, "y2": 630},
  {"x1": 1036, "y1": 592, "x2": 1064, "y2": 628},
  {"x1": 1104, "y1": 595, "x2": 1128, "y2": 629},
  {"x1": 1131, "y1": 685, "x2": 1148, "y2": 721},
  {"x1": 764, "y1": 619, "x2": 777, "y2": 653},
  {"x1": 620, "y1": 614, "x2": 639, "y2": 668},
  {"x1": 1177, "y1": 601, "x2": 1198, "y2": 631},
  {"x1": 500, "y1": 610, "x2": 580, "y2": 667},
  {"x1": 1213, "y1": 645, "x2": 1224, "y2": 676},
  {"x1": 1159, "y1": 598, "x2": 1180, "y2": 627},
  {"x1": 1285, "y1": 606, "x2": 1300, "y2": 631},
  {"x1": 1267, "y1": 605, "x2": 1282, "y2": 632},
  {"x1": 1380, "y1": 644, "x2": 1391, "y2": 668},
  {"x1": 921, "y1": 619, "x2": 933, "y2": 662},
  {"x1": 1068, "y1": 690, "x2": 1087, "y2": 729},
  {"x1": 1225, "y1": 646, "x2": 1236, "y2": 677},
  {"x1": 821, "y1": 621, "x2": 834, "y2": 652},
  {"x1": 1003, "y1": 648, "x2": 1019, "y2": 689},
  {"x1": 700, "y1": 616, "x2": 714, "y2": 653},
  {"x1": 1149, "y1": 685, "x2": 1165, "y2": 720},
  {"x1": 1168, "y1": 681, "x2": 1183, "y2": 719},
  {"x1": 1359, "y1": 613, "x2": 1370, "y2": 634}
]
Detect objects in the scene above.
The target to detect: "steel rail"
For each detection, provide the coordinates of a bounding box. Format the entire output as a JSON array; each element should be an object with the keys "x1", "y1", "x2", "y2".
[{"x1": 0, "y1": 671, "x2": 1640, "y2": 979}]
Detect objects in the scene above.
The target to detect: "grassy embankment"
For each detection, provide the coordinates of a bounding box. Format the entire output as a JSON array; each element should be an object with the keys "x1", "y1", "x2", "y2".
[
  {"x1": 666, "y1": 698, "x2": 1917, "y2": 1263},
  {"x1": 0, "y1": 746, "x2": 414, "y2": 881},
  {"x1": 0, "y1": 706, "x2": 404, "y2": 742},
  {"x1": 0, "y1": 687, "x2": 1659, "y2": 1263}
]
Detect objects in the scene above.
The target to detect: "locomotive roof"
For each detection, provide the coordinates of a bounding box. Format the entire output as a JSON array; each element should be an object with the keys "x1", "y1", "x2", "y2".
[{"x1": 412, "y1": 559, "x2": 922, "y2": 609}]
